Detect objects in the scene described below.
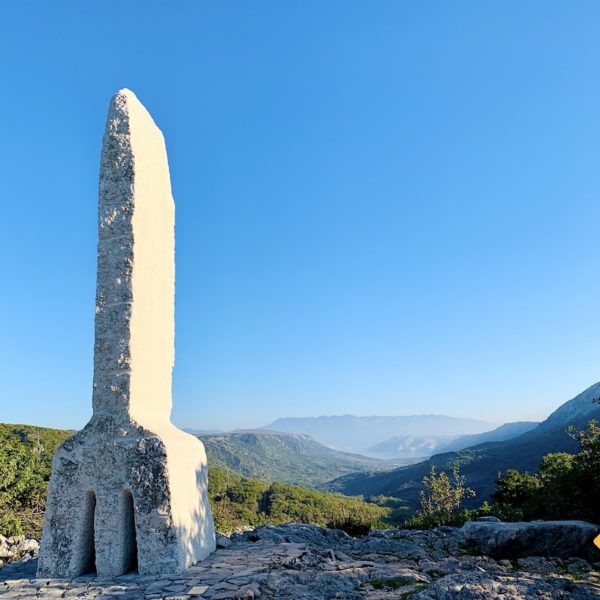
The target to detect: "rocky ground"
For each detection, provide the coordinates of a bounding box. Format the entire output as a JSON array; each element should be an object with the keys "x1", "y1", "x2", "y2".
[{"x1": 1, "y1": 523, "x2": 599, "y2": 599}]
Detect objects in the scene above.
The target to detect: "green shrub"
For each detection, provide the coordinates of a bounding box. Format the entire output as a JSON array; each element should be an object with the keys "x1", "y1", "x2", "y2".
[
  {"x1": 0, "y1": 424, "x2": 72, "y2": 537},
  {"x1": 325, "y1": 515, "x2": 373, "y2": 536},
  {"x1": 0, "y1": 512, "x2": 23, "y2": 537},
  {"x1": 404, "y1": 465, "x2": 475, "y2": 528},
  {"x1": 491, "y1": 420, "x2": 600, "y2": 523}
]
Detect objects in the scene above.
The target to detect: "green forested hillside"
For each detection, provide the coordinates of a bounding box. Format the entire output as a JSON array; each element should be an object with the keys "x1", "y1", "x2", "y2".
[
  {"x1": 0, "y1": 423, "x2": 73, "y2": 536},
  {"x1": 208, "y1": 467, "x2": 392, "y2": 533},
  {"x1": 201, "y1": 430, "x2": 403, "y2": 488},
  {"x1": 0, "y1": 423, "x2": 395, "y2": 537}
]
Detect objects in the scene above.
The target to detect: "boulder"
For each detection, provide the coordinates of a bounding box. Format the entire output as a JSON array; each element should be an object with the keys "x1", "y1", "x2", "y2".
[
  {"x1": 216, "y1": 535, "x2": 232, "y2": 549},
  {"x1": 239, "y1": 523, "x2": 351, "y2": 547},
  {"x1": 461, "y1": 519, "x2": 600, "y2": 559}
]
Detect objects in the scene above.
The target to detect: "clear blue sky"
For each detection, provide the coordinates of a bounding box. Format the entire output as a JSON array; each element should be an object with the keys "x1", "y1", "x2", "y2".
[{"x1": 1, "y1": 1, "x2": 600, "y2": 431}]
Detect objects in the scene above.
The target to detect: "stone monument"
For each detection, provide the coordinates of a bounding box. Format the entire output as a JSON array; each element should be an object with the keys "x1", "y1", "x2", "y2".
[{"x1": 37, "y1": 89, "x2": 216, "y2": 578}]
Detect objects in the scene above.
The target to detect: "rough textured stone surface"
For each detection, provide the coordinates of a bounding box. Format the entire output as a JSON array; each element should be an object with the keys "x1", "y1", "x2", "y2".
[
  {"x1": 36, "y1": 89, "x2": 215, "y2": 579},
  {"x1": 0, "y1": 537, "x2": 39, "y2": 568},
  {"x1": 461, "y1": 520, "x2": 600, "y2": 560},
  {"x1": 4, "y1": 523, "x2": 599, "y2": 598}
]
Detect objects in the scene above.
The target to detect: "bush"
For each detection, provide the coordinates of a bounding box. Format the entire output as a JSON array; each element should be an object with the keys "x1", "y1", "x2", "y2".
[
  {"x1": 404, "y1": 465, "x2": 475, "y2": 528},
  {"x1": 0, "y1": 425, "x2": 71, "y2": 537},
  {"x1": 204, "y1": 465, "x2": 390, "y2": 534},
  {"x1": 326, "y1": 516, "x2": 372, "y2": 536},
  {"x1": 0, "y1": 512, "x2": 23, "y2": 537},
  {"x1": 491, "y1": 420, "x2": 600, "y2": 523}
]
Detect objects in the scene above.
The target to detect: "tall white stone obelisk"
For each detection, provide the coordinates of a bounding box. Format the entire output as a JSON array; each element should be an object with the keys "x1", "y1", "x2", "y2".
[{"x1": 37, "y1": 89, "x2": 216, "y2": 578}]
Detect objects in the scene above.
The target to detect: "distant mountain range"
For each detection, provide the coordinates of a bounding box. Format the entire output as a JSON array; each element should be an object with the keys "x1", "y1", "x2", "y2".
[
  {"x1": 184, "y1": 428, "x2": 223, "y2": 436},
  {"x1": 198, "y1": 430, "x2": 412, "y2": 488},
  {"x1": 363, "y1": 422, "x2": 538, "y2": 459},
  {"x1": 326, "y1": 383, "x2": 600, "y2": 510},
  {"x1": 263, "y1": 414, "x2": 494, "y2": 456}
]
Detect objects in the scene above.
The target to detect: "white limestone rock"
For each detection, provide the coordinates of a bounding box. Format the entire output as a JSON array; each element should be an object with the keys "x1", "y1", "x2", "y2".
[{"x1": 37, "y1": 89, "x2": 216, "y2": 579}]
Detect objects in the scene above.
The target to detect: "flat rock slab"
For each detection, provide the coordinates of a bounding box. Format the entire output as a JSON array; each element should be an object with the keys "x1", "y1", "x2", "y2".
[
  {"x1": 461, "y1": 520, "x2": 600, "y2": 560},
  {"x1": 2, "y1": 524, "x2": 600, "y2": 599}
]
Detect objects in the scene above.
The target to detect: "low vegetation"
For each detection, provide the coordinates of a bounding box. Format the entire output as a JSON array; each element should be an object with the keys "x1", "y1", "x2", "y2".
[
  {"x1": 209, "y1": 468, "x2": 388, "y2": 535},
  {"x1": 0, "y1": 423, "x2": 71, "y2": 538},
  {"x1": 491, "y1": 420, "x2": 600, "y2": 524},
  {"x1": 403, "y1": 464, "x2": 487, "y2": 529}
]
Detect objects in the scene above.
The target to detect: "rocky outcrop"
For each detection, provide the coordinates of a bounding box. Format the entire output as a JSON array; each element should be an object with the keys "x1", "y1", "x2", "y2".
[
  {"x1": 2, "y1": 523, "x2": 600, "y2": 598},
  {"x1": 461, "y1": 520, "x2": 600, "y2": 560}
]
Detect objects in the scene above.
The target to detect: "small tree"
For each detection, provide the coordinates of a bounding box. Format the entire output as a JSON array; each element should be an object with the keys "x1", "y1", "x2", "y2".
[{"x1": 416, "y1": 465, "x2": 475, "y2": 526}]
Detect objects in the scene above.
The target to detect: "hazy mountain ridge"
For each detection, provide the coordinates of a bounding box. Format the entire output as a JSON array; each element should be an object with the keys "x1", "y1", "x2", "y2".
[
  {"x1": 326, "y1": 383, "x2": 600, "y2": 509},
  {"x1": 184, "y1": 428, "x2": 223, "y2": 435},
  {"x1": 367, "y1": 434, "x2": 459, "y2": 459},
  {"x1": 263, "y1": 414, "x2": 494, "y2": 455},
  {"x1": 199, "y1": 429, "x2": 410, "y2": 488},
  {"x1": 367, "y1": 422, "x2": 538, "y2": 459},
  {"x1": 432, "y1": 421, "x2": 539, "y2": 454}
]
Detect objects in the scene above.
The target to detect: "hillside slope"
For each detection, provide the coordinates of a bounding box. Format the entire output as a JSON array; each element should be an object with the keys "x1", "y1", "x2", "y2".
[
  {"x1": 200, "y1": 430, "x2": 406, "y2": 488},
  {"x1": 432, "y1": 421, "x2": 539, "y2": 454},
  {"x1": 327, "y1": 383, "x2": 600, "y2": 510}
]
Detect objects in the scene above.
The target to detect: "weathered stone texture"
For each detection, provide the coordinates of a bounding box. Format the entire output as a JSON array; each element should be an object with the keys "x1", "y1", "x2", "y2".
[
  {"x1": 461, "y1": 520, "x2": 599, "y2": 560},
  {"x1": 36, "y1": 89, "x2": 215, "y2": 579}
]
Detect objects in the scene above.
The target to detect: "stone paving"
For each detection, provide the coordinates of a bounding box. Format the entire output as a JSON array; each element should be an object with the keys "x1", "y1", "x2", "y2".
[{"x1": 1, "y1": 524, "x2": 600, "y2": 599}]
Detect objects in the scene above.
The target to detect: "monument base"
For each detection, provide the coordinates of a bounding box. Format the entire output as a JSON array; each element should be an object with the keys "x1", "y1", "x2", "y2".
[{"x1": 37, "y1": 420, "x2": 215, "y2": 578}]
